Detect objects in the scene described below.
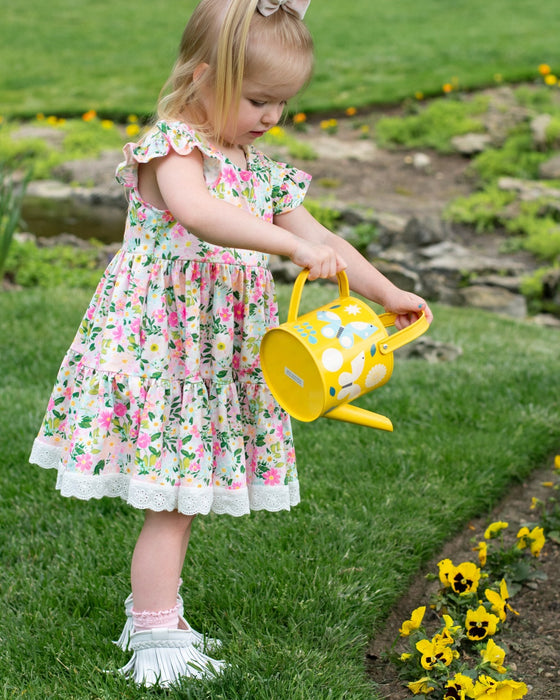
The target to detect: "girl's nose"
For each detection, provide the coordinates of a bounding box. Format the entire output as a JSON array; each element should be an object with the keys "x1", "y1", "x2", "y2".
[{"x1": 262, "y1": 103, "x2": 284, "y2": 126}]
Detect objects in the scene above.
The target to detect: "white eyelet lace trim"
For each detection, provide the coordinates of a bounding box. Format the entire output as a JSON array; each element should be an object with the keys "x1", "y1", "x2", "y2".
[{"x1": 30, "y1": 439, "x2": 300, "y2": 516}]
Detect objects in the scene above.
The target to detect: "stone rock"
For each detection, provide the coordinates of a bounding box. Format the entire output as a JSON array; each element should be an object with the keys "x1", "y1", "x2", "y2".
[
  {"x1": 398, "y1": 337, "x2": 463, "y2": 363},
  {"x1": 374, "y1": 260, "x2": 421, "y2": 294},
  {"x1": 11, "y1": 124, "x2": 66, "y2": 149},
  {"x1": 531, "y1": 114, "x2": 553, "y2": 149},
  {"x1": 412, "y1": 152, "x2": 431, "y2": 170},
  {"x1": 458, "y1": 285, "x2": 527, "y2": 318},
  {"x1": 498, "y1": 177, "x2": 560, "y2": 201},
  {"x1": 451, "y1": 132, "x2": 491, "y2": 155},
  {"x1": 402, "y1": 215, "x2": 449, "y2": 247},
  {"x1": 269, "y1": 256, "x2": 300, "y2": 283},
  {"x1": 51, "y1": 149, "x2": 123, "y2": 186},
  {"x1": 531, "y1": 314, "x2": 560, "y2": 328},
  {"x1": 539, "y1": 153, "x2": 560, "y2": 180}
]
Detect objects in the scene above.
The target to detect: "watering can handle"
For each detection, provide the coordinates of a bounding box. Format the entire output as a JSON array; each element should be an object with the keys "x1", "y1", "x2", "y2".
[
  {"x1": 377, "y1": 311, "x2": 429, "y2": 354},
  {"x1": 288, "y1": 269, "x2": 350, "y2": 322}
]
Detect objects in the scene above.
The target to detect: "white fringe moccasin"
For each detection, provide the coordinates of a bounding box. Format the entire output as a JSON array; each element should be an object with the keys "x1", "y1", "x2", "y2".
[
  {"x1": 118, "y1": 628, "x2": 226, "y2": 687},
  {"x1": 114, "y1": 592, "x2": 222, "y2": 653}
]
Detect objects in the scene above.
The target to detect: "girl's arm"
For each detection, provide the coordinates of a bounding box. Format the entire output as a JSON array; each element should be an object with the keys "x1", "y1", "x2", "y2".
[
  {"x1": 275, "y1": 204, "x2": 433, "y2": 328},
  {"x1": 140, "y1": 150, "x2": 346, "y2": 280}
]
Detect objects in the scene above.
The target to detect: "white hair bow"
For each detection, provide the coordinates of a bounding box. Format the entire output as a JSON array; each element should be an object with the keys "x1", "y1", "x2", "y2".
[{"x1": 257, "y1": 0, "x2": 310, "y2": 19}]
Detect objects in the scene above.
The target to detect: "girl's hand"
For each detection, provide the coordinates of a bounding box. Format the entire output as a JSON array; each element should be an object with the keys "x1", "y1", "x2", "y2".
[
  {"x1": 290, "y1": 239, "x2": 346, "y2": 280},
  {"x1": 382, "y1": 289, "x2": 434, "y2": 329}
]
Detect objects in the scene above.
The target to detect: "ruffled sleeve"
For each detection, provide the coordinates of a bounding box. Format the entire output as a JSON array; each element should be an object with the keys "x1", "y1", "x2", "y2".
[
  {"x1": 115, "y1": 120, "x2": 218, "y2": 190},
  {"x1": 253, "y1": 151, "x2": 311, "y2": 216}
]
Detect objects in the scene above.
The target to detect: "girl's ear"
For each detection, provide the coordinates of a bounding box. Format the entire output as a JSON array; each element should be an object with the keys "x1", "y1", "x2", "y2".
[{"x1": 193, "y1": 63, "x2": 210, "y2": 83}]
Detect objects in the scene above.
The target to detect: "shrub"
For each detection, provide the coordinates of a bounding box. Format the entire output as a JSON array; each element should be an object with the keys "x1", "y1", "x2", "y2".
[
  {"x1": 374, "y1": 96, "x2": 489, "y2": 153},
  {"x1": 444, "y1": 187, "x2": 517, "y2": 233},
  {"x1": 469, "y1": 128, "x2": 550, "y2": 183},
  {"x1": 4, "y1": 238, "x2": 105, "y2": 289}
]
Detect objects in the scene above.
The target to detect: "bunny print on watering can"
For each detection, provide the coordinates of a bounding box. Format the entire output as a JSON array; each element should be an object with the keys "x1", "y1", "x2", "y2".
[{"x1": 260, "y1": 270, "x2": 429, "y2": 430}]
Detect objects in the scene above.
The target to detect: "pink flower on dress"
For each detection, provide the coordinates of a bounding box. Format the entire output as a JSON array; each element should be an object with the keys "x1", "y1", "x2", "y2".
[
  {"x1": 87, "y1": 306, "x2": 96, "y2": 320},
  {"x1": 137, "y1": 433, "x2": 151, "y2": 449},
  {"x1": 99, "y1": 410, "x2": 113, "y2": 430},
  {"x1": 227, "y1": 481, "x2": 244, "y2": 490},
  {"x1": 240, "y1": 170, "x2": 252, "y2": 182},
  {"x1": 233, "y1": 302, "x2": 245, "y2": 320},
  {"x1": 114, "y1": 402, "x2": 127, "y2": 417},
  {"x1": 112, "y1": 324, "x2": 124, "y2": 342},
  {"x1": 153, "y1": 308, "x2": 166, "y2": 324},
  {"x1": 130, "y1": 317, "x2": 141, "y2": 334},
  {"x1": 219, "y1": 307, "x2": 232, "y2": 322},
  {"x1": 75, "y1": 454, "x2": 93, "y2": 473},
  {"x1": 168, "y1": 311, "x2": 179, "y2": 328},
  {"x1": 262, "y1": 468, "x2": 281, "y2": 486},
  {"x1": 222, "y1": 167, "x2": 238, "y2": 186},
  {"x1": 47, "y1": 397, "x2": 55, "y2": 411}
]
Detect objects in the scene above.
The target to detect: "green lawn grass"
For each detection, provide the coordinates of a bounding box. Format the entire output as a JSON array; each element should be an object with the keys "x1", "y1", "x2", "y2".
[
  {"x1": 1, "y1": 0, "x2": 559, "y2": 118},
  {"x1": 1, "y1": 284, "x2": 558, "y2": 698}
]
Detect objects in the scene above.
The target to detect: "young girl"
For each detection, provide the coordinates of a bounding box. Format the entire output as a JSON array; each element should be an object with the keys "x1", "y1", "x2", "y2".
[{"x1": 30, "y1": 0, "x2": 432, "y2": 688}]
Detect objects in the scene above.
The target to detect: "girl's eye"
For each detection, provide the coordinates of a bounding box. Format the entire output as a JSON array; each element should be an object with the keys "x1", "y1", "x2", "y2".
[{"x1": 249, "y1": 99, "x2": 266, "y2": 107}]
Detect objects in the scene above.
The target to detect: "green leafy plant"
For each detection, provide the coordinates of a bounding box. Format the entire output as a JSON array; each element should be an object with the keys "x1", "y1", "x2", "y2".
[
  {"x1": 444, "y1": 187, "x2": 517, "y2": 233},
  {"x1": 0, "y1": 163, "x2": 31, "y2": 279},
  {"x1": 469, "y1": 127, "x2": 550, "y2": 183},
  {"x1": 0, "y1": 116, "x2": 124, "y2": 180},
  {"x1": 302, "y1": 199, "x2": 342, "y2": 231},
  {"x1": 375, "y1": 96, "x2": 489, "y2": 153},
  {"x1": 4, "y1": 238, "x2": 105, "y2": 289}
]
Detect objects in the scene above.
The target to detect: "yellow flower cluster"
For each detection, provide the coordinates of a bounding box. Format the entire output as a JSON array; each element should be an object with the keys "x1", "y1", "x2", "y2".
[
  {"x1": 393, "y1": 453, "x2": 560, "y2": 699},
  {"x1": 539, "y1": 63, "x2": 558, "y2": 86}
]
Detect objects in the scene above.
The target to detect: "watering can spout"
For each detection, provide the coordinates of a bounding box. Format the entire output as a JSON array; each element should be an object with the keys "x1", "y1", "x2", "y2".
[{"x1": 325, "y1": 404, "x2": 394, "y2": 432}]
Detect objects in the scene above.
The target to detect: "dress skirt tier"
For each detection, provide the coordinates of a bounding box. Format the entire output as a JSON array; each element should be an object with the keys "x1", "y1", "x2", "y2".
[{"x1": 30, "y1": 120, "x2": 312, "y2": 516}]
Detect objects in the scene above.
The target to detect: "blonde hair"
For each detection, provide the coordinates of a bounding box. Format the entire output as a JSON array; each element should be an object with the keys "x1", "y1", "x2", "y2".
[{"x1": 157, "y1": 0, "x2": 314, "y2": 142}]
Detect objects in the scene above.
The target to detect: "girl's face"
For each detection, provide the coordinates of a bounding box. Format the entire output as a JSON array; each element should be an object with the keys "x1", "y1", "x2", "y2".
[{"x1": 203, "y1": 72, "x2": 306, "y2": 148}]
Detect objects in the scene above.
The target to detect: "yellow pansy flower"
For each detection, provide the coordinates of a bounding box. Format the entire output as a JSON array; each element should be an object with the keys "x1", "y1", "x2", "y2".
[
  {"x1": 517, "y1": 525, "x2": 545, "y2": 557},
  {"x1": 399, "y1": 605, "x2": 426, "y2": 636},
  {"x1": 444, "y1": 673, "x2": 474, "y2": 699},
  {"x1": 479, "y1": 638, "x2": 507, "y2": 674},
  {"x1": 442, "y1": 614, "x2": 462, "y2": 636},
  {"x1": 450, "y1": 561, "x2": 480, "y2": 595},
  {"x1": 465, "y1": 605, "x2": 500, "y2": 641},
  {"x1": 474, "y1": 540, "x2": 487, "y2": 566},
  {"x1": 408, "y1": 677, "x2": 435, "y2": 695},
  {"x1": 416, "y1": 638, "x2": 454, "y2": 670},
  {"x1": 438, "y1": 558, "x2": 454, "y2": 587},
  {"x1": 484, "y1": 521, "x2": 508, "y2": 539},
  {"x1": 471, "y1": 674, "x2": 528, "y2": 699}
]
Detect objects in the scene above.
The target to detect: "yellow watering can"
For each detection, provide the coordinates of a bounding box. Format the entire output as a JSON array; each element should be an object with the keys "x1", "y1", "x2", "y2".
[{"x1": 260, "y1": 270, "x2": 429, "y2": 431}]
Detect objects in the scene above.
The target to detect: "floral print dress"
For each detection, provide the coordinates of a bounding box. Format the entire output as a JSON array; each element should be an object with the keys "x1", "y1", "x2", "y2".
[{"x1": 30, "y1": 120, "x2": 311, "y2": 517}]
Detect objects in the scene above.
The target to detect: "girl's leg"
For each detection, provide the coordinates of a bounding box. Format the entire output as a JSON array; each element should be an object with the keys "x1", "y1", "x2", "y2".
[
  {"x1": 130, "y1": 509, "x2": 195, "y2": 613},
  {"x1": 120, "y1": 510, "x2": 225, "y2": 685}
]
